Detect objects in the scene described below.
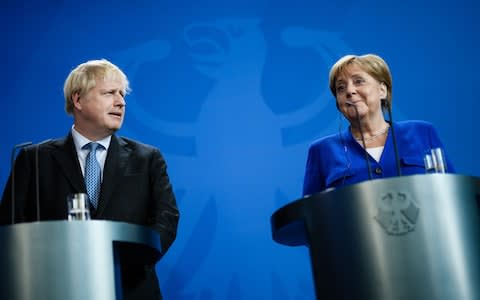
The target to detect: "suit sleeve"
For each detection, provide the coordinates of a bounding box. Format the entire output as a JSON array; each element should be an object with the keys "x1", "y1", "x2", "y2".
[
  {"x1": 303, "y1": 144, "x2": 322, "y2": 196},
  {"x1": 147, "y1": 149, "x2": 179, "y2": 254}
]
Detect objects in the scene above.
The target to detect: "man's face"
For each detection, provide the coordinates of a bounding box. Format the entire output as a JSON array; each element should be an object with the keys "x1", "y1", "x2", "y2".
[{"x1": 73, "y1": 77, "x2": 126, "y2": 140}]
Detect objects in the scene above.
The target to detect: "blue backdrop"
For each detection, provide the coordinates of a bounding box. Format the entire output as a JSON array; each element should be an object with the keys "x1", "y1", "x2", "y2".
[{"x1": 1, "y1": 0, "x2": 479, "y2": 299}]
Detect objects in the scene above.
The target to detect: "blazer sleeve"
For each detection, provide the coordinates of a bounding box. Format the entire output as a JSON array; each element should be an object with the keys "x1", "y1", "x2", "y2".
[
  {"x1": 303, "y1": 144, "x2": 323, "y2": 196},
  {"x1": 147, "y1": 148, "x2": 180, "y2": 253}
]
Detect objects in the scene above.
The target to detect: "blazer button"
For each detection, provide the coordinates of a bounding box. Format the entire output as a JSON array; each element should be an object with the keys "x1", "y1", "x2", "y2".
[{"x1": 375, "y1": 167, "x2": 382, "y2": 174}]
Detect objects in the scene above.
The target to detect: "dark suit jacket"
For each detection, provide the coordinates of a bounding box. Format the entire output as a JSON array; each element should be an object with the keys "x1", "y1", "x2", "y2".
[{"x1": 0, "y1": 133, "x2": 179, "y2": 300}]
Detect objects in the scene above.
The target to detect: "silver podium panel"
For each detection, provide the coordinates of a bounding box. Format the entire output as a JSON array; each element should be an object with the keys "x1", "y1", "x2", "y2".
[
  {"x1": 0, "y1": 220, "x2": 161, "y2": 300},
  {"x1": 271, "y1": 174, "x2": 480, "y2": 300}
]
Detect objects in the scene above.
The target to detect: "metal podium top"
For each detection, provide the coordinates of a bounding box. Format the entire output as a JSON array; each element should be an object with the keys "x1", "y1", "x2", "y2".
[
  {"x1": 271, "y1": 174, "x2": 480, "y2": 246},
  {"x1": 0, "y1": 220, "x2": 161, "y2": 300},
  {"x1": 270, "y1": 174, "x2": 480, "y2": 300},
  {"x1": 0, "y1": 219, "x2": 162, "y2": 248}
]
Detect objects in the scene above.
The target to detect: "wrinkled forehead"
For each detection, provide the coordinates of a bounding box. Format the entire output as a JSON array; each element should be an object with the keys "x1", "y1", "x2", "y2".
[
  {"x1": 92, "y1": 71, "x2": 128, "y2": 91},
  {"x1": 96, "y1": 76, "x2": 125, "y2": 88}
]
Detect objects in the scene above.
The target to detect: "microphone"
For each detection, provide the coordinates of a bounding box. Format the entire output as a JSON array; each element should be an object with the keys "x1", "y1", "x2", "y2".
[
  {"x1": 382, "y1": 99, "x2": 402, "y2": 176},
  {"x1": 35, "y1": 139, "x2": 52, "y2": 221},
  {"x1": 10, "y1": 141, "x2": 33, "y2": 224},
  {"x1": 346, "y1": 101, "x2": 373, "y2": 180}
]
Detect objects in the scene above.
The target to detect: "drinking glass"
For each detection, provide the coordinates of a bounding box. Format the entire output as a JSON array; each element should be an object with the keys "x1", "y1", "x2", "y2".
[
  {"x1": 67, "y1": 193, "x2": 91, "y2": 221},
  {"x1": 424, "y1": 148, "x2": 447, "y2": 173}
]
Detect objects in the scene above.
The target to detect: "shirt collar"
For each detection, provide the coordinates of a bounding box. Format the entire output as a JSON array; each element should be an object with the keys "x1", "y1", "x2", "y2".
[{"x1": 71, "y1": 125, "x2": 112, "y2": 152}]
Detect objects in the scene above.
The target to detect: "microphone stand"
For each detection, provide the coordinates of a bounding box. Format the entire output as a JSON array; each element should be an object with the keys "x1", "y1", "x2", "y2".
[
  {"x1": 35, "y1": 139, "x2": 52, "y2": 221},
  {"x1": 349, "y1": 103, "x2": 373, "y2": 180},
  {"x1": 383, "y1": 99, "x2": 402, "y2": 176}
]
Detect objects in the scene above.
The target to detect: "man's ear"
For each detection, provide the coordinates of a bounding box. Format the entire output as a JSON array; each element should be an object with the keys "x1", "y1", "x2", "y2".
[{"x1": 72, "y1": 93, "x2": 81, "y2": 109}]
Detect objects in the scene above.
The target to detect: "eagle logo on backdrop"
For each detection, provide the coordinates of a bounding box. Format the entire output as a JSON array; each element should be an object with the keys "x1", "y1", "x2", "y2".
[
  {"x1": 375, "y1": 191, "x2": 419, "y2": 235},
  {"x1": 112, "y1": 18, "x2": 351, "y2": 299}
]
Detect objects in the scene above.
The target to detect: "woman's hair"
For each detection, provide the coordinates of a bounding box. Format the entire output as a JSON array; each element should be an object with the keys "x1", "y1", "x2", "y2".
[
  {"x1": 64, "y1": 59, "x2": 130, "y2": 114},
  {"x1": 329, "y1": 54, "x2": 393, "y2": 108}
]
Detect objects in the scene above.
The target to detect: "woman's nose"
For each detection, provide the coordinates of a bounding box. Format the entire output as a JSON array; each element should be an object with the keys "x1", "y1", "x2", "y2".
[{"x1": 345, "y1": 84, "x2": 356, "y2": 97}]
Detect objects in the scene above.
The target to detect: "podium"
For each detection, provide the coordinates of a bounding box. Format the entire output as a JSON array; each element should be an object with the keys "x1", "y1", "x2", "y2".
[
  {"x1": 271, "y1": 174, "x2": 480, "y2": 299},
  {"x1": 0, "y1": 220, "x2": 161, "y2": 300}
]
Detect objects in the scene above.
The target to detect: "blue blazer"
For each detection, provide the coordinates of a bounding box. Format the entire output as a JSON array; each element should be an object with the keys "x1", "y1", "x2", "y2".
[{"x1": 303, "y1": 120, "x2": 455, "y2": 196}]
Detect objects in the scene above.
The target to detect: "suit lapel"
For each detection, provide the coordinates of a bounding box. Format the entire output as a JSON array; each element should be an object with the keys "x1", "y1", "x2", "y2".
[
  {"x1": 96, "y1": 135, "x2": 131, "y2": 216},
  {"x1": 51, "y1": 133, "x2": 86, "y2": 193}
]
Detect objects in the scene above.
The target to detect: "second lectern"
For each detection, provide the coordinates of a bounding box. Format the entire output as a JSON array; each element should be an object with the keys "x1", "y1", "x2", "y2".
[{"x1": 271, "y1": 174, "x2": 480, "y2": 299}]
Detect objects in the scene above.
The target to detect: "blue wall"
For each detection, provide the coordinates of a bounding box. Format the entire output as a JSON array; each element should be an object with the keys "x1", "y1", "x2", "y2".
[{"x1": 1, "y1": 0, "x2": 479, "y2": 298}]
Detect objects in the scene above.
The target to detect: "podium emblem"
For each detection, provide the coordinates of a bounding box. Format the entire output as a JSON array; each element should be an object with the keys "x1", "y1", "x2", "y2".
[{"x1": 375, "y1": 191, "x2": 419, "y2": 235}]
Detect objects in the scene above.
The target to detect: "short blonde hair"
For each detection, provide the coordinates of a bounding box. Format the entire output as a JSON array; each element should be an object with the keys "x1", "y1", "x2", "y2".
[
  {"x1": 63, "y1": 59, "x2": 130, "y2": 114},
  {"x1": 329, "y1": 54, "x2": 393, "y2": 108}
]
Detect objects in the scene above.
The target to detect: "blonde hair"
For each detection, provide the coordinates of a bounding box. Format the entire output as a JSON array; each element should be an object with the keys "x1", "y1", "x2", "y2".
[
  {"x1": 63, "y1": 59, "x2": 130, "y2": 114},
  {"x1": 329, "y1": 54, "x2": 393, "y2": 108}
]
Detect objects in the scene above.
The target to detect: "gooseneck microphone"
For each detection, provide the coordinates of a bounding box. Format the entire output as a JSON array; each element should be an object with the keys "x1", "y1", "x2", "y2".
[
  {"x1": 10, "y1": 141, "x2": 33, "y2": 224},
  {"x1": 382, "y1": 99, "x2": 402, "y2": 176},
  {"x1": 35, "y1": 139, "x2": 52, "y2": 221},
  {"x1": 346, "y1": 101, "x2": 373, "y2": 180}
]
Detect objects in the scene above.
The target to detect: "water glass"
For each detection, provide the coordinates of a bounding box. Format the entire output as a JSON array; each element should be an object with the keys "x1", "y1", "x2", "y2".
[
  {"x1": 424, "y1": 147, "x2": 447, "y2": 173},
  {"x1": 424, "y1": 154, "x2": 436, "y2": 174},
  {"x1": 67, "y1": 193, "x2": 91, "y2": 221}
]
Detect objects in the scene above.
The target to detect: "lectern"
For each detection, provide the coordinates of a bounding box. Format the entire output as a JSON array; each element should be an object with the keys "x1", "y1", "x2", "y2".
[
  {"x1": 271, "y1": 174, "x2": 480, "y2": 299},
  {"x1": 0, "y1": 220, "x2": 161, "y2": 300}
]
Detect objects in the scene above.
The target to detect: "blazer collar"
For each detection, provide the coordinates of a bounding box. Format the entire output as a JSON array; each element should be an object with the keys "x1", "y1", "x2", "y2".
[
  {"x1": 95, "y1": 135, "x2": 131, "y2": 216},
  {"x1": 51, "y1": 132, "x2": 86, "y2": 194}
]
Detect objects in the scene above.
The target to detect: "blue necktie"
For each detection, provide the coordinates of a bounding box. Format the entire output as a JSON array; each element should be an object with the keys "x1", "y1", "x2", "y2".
[{"x1": 83, "y1": 142, "x2": 103, "y2": 209}]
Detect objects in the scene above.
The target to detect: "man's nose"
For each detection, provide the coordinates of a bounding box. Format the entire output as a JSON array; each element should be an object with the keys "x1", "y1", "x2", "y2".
[{"x1": 115, "y1": 93, "x2": 126, "y2": 107}]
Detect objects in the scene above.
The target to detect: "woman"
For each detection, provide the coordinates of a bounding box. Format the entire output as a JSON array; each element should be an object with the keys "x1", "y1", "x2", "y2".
[{"x1": 303, "y1": 54, "x2": 455, "y2": 196}]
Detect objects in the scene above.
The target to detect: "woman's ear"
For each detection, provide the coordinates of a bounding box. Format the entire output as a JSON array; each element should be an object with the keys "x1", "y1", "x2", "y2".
[{"x1": 380, "y1": 82, "x2": 387, "y2": 99}]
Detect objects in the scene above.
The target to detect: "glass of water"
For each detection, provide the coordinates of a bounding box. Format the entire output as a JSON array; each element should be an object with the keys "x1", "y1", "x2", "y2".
[
  {"x1": 67, "y1": 193, "x2": 91, "y2": 221},
  {"x1": 424, "y1": 148, "x2": 447, "y2": 173},
  {"x1": 424, "y1": 153, "x2": 436, "y2": 174},
  {"x1": 431, "y1": 147, "x2": 447, "y2": 173}
]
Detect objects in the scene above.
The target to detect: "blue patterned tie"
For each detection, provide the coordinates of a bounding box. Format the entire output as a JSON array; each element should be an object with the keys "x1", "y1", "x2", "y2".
[{"x1": 83, "y1": 142, "x2": 103, "y2": 209}]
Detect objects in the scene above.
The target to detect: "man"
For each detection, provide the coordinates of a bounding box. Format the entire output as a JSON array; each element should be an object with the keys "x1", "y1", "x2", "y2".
[{"x1": 0, "y1": 59, "x2": 179, "y2": 299}]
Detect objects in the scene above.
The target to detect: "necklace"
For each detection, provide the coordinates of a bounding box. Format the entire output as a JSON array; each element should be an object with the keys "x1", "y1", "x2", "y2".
[{"x1": 353, "y1": 125, "x2": 389, "y2": 143}]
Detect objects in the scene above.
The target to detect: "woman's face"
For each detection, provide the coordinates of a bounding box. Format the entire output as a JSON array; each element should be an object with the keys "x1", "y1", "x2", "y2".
[{"x1": 335, "y1": 64, "x2": 387, "y2": 123}]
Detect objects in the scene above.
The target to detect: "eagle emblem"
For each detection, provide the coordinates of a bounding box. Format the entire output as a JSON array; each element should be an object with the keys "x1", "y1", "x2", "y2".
[{"x1": 375, "y1": 192, "x2": 419, "y2": 235}]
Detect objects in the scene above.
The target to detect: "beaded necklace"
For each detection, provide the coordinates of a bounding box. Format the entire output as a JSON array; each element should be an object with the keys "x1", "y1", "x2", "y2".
[{"x1": 353, "y1": 125, "x2": 389, "y2": 143}]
